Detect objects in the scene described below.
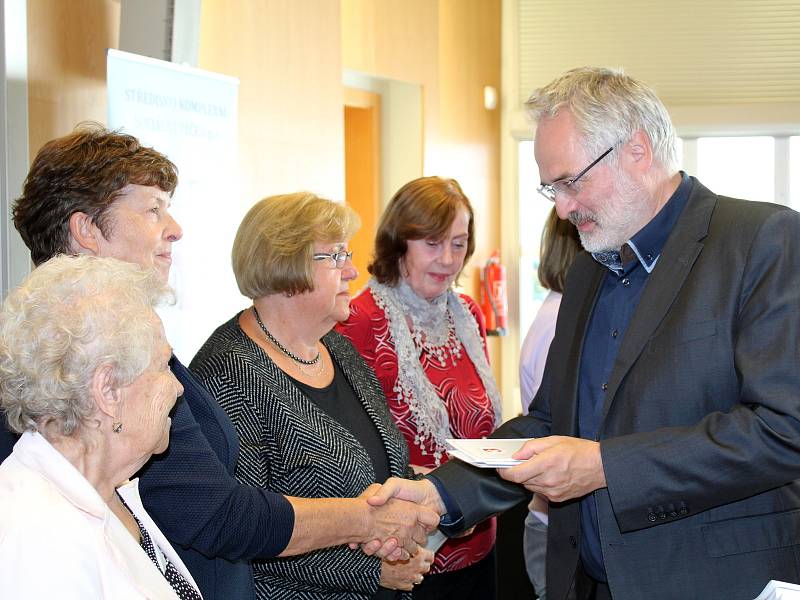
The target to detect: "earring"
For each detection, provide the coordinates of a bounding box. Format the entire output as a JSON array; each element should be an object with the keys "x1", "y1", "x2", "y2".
[{"x1": 112, "y1": 422, "x2": 123, "y2": 433}]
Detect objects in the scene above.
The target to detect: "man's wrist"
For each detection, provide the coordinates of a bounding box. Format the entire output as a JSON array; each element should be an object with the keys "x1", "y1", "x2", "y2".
[
  {"x1": 594, "y1": 440, "x2": 608, "y2": 490},
  {"x1": 425, "y1": 475, "x2": 461, "y2": 523}
]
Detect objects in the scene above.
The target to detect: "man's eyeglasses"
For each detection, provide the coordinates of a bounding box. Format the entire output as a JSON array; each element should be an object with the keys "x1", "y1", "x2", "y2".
[
  {"x1": 312, "y1": 250, "x2": 354, "y2": 269},
  {"x1": 537, "y1": 145, "x2": 615, "y2": 202}
]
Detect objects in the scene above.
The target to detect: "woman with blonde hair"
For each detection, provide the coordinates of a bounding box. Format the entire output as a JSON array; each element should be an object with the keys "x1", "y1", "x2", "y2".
[{"x1": 191, "y1": 193, "x2": 433, "y2": 599}]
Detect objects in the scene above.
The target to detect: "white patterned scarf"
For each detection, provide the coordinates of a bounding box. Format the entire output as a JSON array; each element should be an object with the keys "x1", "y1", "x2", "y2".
[{"x1": 369, "y1": 279, "x2": 503, "y2": 465}]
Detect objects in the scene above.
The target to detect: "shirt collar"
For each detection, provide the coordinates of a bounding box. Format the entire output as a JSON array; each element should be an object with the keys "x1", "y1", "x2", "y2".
[
  {"x1": 593, "y1": 171, "x2": 693, "y2": 274},
  {"x1": 11, "y1": 431, "x2": 109, "y2": 518}
]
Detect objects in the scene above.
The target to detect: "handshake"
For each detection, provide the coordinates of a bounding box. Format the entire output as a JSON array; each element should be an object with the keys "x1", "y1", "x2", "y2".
[
  {"x1": 349, "y1": 477, "x2": 447, "y2": 591},
  {"x1": 355, "y1": 477, "x2": 447, "y2": 558},
  {"x1": 352, "y1": 434, "x2": 606, "y2": 559},
  {"x1": 339, "y1": 436, "x2": 606, "y2": 590}
]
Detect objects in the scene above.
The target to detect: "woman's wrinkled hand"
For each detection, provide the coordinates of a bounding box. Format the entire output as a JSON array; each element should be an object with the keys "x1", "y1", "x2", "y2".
[
  {"x1": 379, "y1": 547, "x2": 435, "y2": 591},
  {"x1": 351, "y1": 483, "x2": 440, "y2": 561}
]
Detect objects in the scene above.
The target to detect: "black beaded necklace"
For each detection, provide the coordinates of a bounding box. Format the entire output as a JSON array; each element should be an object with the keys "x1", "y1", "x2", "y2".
[{"x1": 252, "y1": 306, "x2": 321, "y2": 365}]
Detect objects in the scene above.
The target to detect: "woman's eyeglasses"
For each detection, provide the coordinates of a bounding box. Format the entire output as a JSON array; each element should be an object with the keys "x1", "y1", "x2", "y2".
[{"x1": 312, "y1": 250, "x2": 354, "y2": 269}]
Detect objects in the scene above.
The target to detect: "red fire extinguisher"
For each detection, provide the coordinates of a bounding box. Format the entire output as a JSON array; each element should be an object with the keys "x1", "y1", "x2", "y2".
[{"x1": 480, "y1": 250, "x2": 508, "y2": 336}]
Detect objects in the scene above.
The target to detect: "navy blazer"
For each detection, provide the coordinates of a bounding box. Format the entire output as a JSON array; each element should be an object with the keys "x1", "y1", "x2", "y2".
[
  {"x1": 433, "y1": 179, "x2": 800, "y2": 600},
  {"x1": 0, "y1": 423, "x2": 14, "y2": 460},
  {"x1": 139, "y1": 357, "x2": 294, "y2": 600}
]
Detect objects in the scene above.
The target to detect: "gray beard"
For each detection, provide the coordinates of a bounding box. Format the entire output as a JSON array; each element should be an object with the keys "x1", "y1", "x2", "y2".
[{"x1": 573, "y1": 173, "x2": 651, "y2": 253}]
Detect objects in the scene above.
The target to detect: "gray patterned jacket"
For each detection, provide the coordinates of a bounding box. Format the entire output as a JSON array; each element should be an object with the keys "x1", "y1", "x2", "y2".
[{"x1": 190, "y1": 314, "x2": 413, "y2": 600}]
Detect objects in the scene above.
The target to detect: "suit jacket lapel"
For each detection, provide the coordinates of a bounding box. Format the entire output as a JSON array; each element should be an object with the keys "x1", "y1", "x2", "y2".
[{"x1": 600, "y1": 181, "x2": 717, "y2": 426}]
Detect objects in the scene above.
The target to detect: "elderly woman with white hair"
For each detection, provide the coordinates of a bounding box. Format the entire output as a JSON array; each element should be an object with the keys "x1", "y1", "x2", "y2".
[{"x1": 0, "y1": 255, "x2": 200, "y2": 599}]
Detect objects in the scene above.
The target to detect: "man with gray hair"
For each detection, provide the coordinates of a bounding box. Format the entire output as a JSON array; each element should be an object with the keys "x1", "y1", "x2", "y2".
[{"x1": 370, "y1": 67, "x2": 800, "y2": 600}]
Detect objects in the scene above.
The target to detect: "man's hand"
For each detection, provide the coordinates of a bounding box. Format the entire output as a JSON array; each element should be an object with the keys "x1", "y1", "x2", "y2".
[
  {"x1": 355, "y1": 478, "x2": 446, "y2": 557},
  {"x1": 379, "y1": 547, "x2": 435, "y2": 591},
  {"x1": 353, "y1": 483, "x2": 440, "y2": 560},
  {"x1": 499, "y1": 436, "x2": 606, "y2": 502},
  {"x1": 366, "y1": 477, "x2": 446, "y2": 514}
]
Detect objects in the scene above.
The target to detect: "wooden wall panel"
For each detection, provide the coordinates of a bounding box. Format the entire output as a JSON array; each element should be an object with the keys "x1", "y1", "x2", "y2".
[
  {"x1": 341, "y1": 0, "x2": 441, "y2": 170},
  {"x1": 341, "y1": 0, "x2": 439, "y2": 86},
  {"x1": 26, "y1": 0, "x2": 119, "y2": 157},
  {"x1": 436, "y1": 0, "x2": 502, "y2": 280},
  {"x1": 342, "y1": 0, "x2": 503, "y2": 382},
  {"x1": 198, "y1": 0, "x2": 345, "y2": 204},
  {"x1": 437, "y1": 0, "x2": 502, "y2": 381}
]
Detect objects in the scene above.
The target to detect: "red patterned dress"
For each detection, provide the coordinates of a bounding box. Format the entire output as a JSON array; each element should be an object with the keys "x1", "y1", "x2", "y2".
[{"x1": 336, "y1": 287, "x2": 497, "y2": 576}]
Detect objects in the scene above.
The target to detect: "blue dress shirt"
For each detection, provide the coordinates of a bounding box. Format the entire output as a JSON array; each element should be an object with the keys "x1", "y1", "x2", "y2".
[{"x1": 578, "y1": 172, "x2": 692, "y2": 581}]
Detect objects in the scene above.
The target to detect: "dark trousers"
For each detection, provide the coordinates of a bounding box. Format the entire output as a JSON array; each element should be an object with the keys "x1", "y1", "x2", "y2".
[
  {"x1": 573, "y1": 562, "x2": 612, "y2": 600},
  {"x1": 412, "y1": 547, "x2": 497, "y2": 600}
]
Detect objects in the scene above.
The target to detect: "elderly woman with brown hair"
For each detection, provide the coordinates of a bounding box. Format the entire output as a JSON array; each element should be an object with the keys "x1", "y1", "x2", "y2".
[
  {"x1": 0, "y1": 255, "x2": 198, "y2": 599},
  {"x1": 190, "y1": 192, "x2": 433, "y2": 599},
  {"x1": 337, "y1": 176, "x2": 502, "y2": 600}
]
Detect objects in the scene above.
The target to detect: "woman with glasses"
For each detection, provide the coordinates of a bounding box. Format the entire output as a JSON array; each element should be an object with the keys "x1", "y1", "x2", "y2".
[
  {"x1": 337, "y1": 177, "x2": 502, "y2": 600},
  {"x1": 190, "y1": 193, "x2": 433, "y2": 599}
]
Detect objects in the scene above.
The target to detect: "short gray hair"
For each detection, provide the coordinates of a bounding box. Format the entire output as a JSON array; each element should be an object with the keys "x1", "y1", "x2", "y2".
[
  {"x1": 525, "y1": 67, "x2": 679, "y2": 172},
  {"x1": 0, "y1": 255, "x2": 173, "y2": 436}
]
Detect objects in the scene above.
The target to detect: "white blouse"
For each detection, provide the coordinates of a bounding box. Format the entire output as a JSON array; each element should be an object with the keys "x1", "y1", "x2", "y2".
[{"x1": 0, "y1": 431, "x2": 202, "y2": 599}]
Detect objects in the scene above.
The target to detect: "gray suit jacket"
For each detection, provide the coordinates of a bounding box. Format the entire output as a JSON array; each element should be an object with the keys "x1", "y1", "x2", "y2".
[{"x1": 434, "y1": 178, "x2": 800, "y2": 600}]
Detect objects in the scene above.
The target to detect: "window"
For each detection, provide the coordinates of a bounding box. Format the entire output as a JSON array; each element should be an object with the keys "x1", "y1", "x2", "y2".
[
  {"x1": 791, "y1": 137, "x2": 800, "y2": 208},
  {"x1": 517, "y1": 140, "x2": 553, "y2": 342},
  {"x1": 683, "y1": 135, "x2": 798, "y2": 208},
  {"x1": 696, "y1": 137, "x2": 775, "y2": 203}
]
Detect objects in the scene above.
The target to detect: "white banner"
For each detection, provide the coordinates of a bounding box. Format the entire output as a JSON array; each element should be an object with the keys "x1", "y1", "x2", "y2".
[{"x1": 108, "y1": 49, "x2": 245, "y2": 364}]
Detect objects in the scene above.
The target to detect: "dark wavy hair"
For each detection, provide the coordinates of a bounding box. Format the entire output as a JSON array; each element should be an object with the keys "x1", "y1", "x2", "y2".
[
  {"x1": 368, "y1": 176, "x2": 475, "y2": 286},
  {"x1": 13, "y1": 122, "x2": 178, "y2": 265}
]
